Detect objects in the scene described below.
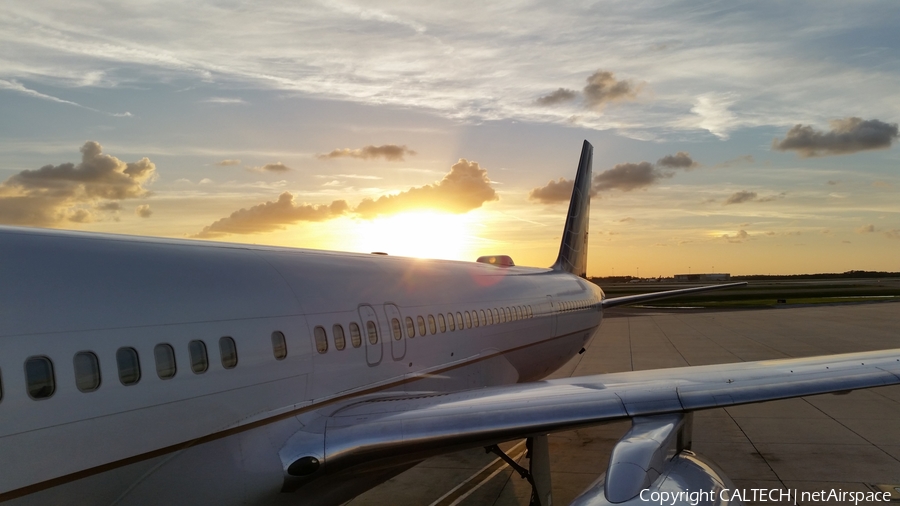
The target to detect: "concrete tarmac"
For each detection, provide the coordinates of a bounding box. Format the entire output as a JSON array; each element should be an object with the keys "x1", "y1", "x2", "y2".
[{"x1": 347, "y1": 302, "x2": 900, "y2": 506}]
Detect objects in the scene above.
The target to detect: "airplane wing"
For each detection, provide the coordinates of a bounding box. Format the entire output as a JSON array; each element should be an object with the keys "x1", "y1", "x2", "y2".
[
  {"x1": 282, "y1": 348, "x2": 900, "y2": 494},
  {"x1": 600, "y1": 281, "x2": 747, "y2": 309}
]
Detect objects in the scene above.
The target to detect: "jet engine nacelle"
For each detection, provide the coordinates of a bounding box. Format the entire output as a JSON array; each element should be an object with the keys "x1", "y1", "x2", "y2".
[
  {"x1": 569, "y1": 413, "x2": 742, "y2": 506},
  {"x1": 569, "y1": 450, "x2": 739, "y2": 506}
]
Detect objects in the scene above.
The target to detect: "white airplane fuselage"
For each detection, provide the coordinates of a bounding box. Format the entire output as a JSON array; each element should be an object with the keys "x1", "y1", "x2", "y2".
[{"x1": 0, "y1": 227, "x2": 604, "y2": 505}]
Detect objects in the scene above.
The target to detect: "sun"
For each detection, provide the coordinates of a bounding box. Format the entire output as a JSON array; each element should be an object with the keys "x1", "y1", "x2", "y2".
[{"x1": 347, "y1": 211, "x2": 482, "y2": 261}]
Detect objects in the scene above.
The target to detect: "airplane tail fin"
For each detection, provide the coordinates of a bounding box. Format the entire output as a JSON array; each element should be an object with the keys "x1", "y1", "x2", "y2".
[{"x1": 551, "y1": 140, "x2": 593, "y2": 278}]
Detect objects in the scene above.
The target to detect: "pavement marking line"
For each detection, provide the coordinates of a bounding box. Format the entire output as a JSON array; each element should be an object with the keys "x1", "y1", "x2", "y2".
[{"x1": 428, "y1": 440, "x2": 528, "y2": 506}]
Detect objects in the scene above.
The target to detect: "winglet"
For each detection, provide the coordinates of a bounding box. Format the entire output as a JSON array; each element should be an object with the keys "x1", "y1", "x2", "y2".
[{"x1": 551, "y1": 140, "x2": 593, "y2": 277}]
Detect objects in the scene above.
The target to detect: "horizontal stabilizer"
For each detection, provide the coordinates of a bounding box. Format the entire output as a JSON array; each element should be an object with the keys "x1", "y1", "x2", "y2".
[{"x1": 600, "y1": 282, "x2": 747, "y2": 309}]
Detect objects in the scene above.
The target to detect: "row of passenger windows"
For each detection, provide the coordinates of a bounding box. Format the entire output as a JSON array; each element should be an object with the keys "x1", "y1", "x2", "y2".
[
  {"x1": 561, "y1": 299, "x2": 594, "y2": 312},
  {"x1": 3, "y1": 332, "x2": 289, "y2": 402},
  {"x1": 313, "y1": 304, "x2": 536, "y2": 354}
]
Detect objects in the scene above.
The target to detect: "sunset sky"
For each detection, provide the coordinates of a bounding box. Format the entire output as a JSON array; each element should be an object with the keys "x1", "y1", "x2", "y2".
[{"x1": 1, "y1": 1, "x2": 898, "y2": 276}]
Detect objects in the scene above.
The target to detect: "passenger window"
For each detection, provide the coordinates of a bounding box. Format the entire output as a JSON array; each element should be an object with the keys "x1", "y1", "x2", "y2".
[
  {"x1": 491, "y1": 308, "x2": 498, "y2": 324},
  {"x1": 154, "y1": 344, "x2": 177, "y2": 379},
  {"x1": 528, "y1": 306, "x2": 533, "y2": 318},
  {"x1": 405, "y1": 317, "x2": 416, "y2": 338},
  {"x1": 272, "y1": 331, "x2": 288, "y2": 360},
  {"x1": 219, "y1": 336, "x2": 238, "y2": 369},
  {"x1": 439, "y1": 313, "x2": 447, "y2": 332},
  {"x1": 366, "y1": 321, "x2": 379, "y2": 344},
  {"x1": 455, "y1": 312, "x2": 463, "y2": 329},
  {"x1": 447, "y1": 313, "x2": 456, "y2": 331},
  {"x1": 25, "y1": 356, "x2": 55, "y2": 399},
  {"x1": 515, "y1": 306, "x2": 521, "y2": 320},
  {"x1": 314, "y1": 326, "x2": 328, "y2": 353},
  {"x1": 189, "y1": 340, "x2": 209, "y2": 374},
  {"x1": 349, "y1": 323, "x2": 362, "y2": 348},
  {"x1": 117, "y1": 347, "x2": 141, "y2": 385},
  {"x1": 333, "y1": 324, "x2": 346, "y2": 350},
  {"x1": 417, "y1": 316, "x2": 427, "y2": 336},
  {"x1": 505, "y1": 307, "x2": 511, "y2": 322},
  {"x1": 429, "y1": 314, "x2": 438, "y2": 334},
  {"x1": 74, "y1": 352, "x2": 101, "y2": 392},
  {"x1": 464, "y1": 311, "x2": 472, "y2": 328},
  {"x1": 472, "y1": 310, "x2": 479, "y2": 327},
  {"x1": 391, "y1": 318, "x2": 403, "y2": 340},
  {"x1": 479, "y1": 310, "x2": 486, "y2": 326}
]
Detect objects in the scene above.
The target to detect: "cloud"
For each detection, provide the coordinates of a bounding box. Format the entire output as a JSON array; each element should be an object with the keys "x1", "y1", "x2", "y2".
[
  {"x1": 656, "y1": 152, "x2": 698, "y2": 169},
  {"x1": 318, "y1": 145, "x2": 416, "y2": 162},
  {"x1": 826, "y1": 180, "x2": 840, "y2": 186},
  {"x1": 533, "y1": 153, "x2": 698, "y2": 203},
  {"x1": 722, "y1": 190, "x2": 784, "y2": 205},
  {"x1": 884, "y1": 229, "x2": 900, "y2": 240},
  {"x1": 872, "y1": 181, "x2": 893, "y2": 189},
  {"x1": 0, "y1": 141, "x2": 156, "y2": 226},
  {"x1": 691, "y1": 93, "x2": 738, "y2": 139},
  {"x1": 617, "y1": 217, "x2": 635, "y2": 222},
  {"x1": 354, "y1": 159, "x2": 497, "y2": 218},
  {"x1": 721, "y1": 229, "x2": 749, "y2": 243},
  {"x1": 535, "y1": 88, "x2": 578, "y2": 106},
  {"x1": 582, "y1": 70, "x2": 641, "y2": 111},
  {"x1": 772, "y1": 118, "x2": 899, "y2": 157},
  {"x1": 195, "y1": 158, "x2": 498, "y2": 237},
  {"x1": 96, "y1": 202, "x2": 121, "y2": 211},
  {"x1": 204, "y1": 97, "x2": 247, "y2": 104},
  {"x1": 215, "y1": 159, "x2": 241, "y2": 166},
  {"x1": 250, "y1": 162, "x2": 292, "y2": 173},
  {"x1": 136, "y1": 204, "x2": 152, "y2": 218},
  {"x1": 593, "y1": 162, "x2": 673, "y2": 192},
  {"x1": 193, "y1": 192, "x2": 350, "y2": 238},
  {"x1": 535, "y1": 70, "x2": 640, "y2": 111},
  {"x1": 724, "y1": 191, "x2": 757, "y2": 205},
  {"x1": 713, "y1": 155, "x2": 754, "y2": 168},
  {"x1": 856, "y1": 224, "x2": 875, "y2": 234},
  {"x1": 528, "y1": 177, "x2": 574, "y2": 204}
]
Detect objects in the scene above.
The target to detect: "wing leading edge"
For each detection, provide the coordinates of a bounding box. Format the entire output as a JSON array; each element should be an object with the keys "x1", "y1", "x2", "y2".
[
  {"x1": 283, "y1": 348, "x2": 900, "y2": 486},
  {"x1": 600, "y1": 281, "x2": 747, "y2": 309}
]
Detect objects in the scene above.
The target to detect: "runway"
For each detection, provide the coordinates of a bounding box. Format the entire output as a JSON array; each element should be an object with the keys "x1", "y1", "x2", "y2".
[{"x1": 347, "y1": 302, "x2": 900, "y2": 506}]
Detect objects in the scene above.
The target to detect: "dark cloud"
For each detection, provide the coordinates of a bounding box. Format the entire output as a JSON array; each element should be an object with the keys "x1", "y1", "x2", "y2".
[
  {"x1": 354, "y1": 159, "x2": 497, "y2": 218},
  {"x1": 724, "y1": 191, "x2": 757, "y2": 205},
  {"x1": 535, "y1": 88, "x2": 578, "y2": 106},
  {"x1": 756, "y1": 192, "x2": 786, "y2": 202},
  {"x1": 251, "y1": 162, "x2": 291, "y2": 173},
  {"x1": 617, "y1": 217, "x2": 635, "y2": 222},
  {"x1": 215, "y1": 159, "x2": 241, "y2": 166},
  {"x1": 582, "y1": 70, "x2": 640, "y2": 110},
  {"x1": 318, "y1": 145, "x2": 416, "y2": 162},
  {"x1": 656, "y1": 152, "x2": 698, "y2": 169},
  {"x1": 0, "y1": 141, "x2": 156, "y2": 226},
  {"x1": 593, "y1": 162, "x2": 673, "y2": 192},
  {"x1": 535, "y1": 70, "x2": 640, "y2": 111},
  {"x1": 856, "y1": 224, "x2": 875, "y2": 234},
  {"x1": 135, "y1": 204, "x2": 152, "y2": 218},
  {"x1": 773, "y1": 117, "x2": 899, "y2": 157},
  {"x1": 193, "y1": 192, "x2": 349, "y2": 238},
  {"x1": 528, "y1": 177, "x2": 575, "y2": 204},
  {"x1": 826, "y1": 180, "x2": 840, "y2": 186}
]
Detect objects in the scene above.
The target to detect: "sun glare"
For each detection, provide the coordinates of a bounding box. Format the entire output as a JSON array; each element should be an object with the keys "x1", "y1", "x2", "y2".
[{"x1": 348, "y1": 211, "x2": 480, "y2": 261}]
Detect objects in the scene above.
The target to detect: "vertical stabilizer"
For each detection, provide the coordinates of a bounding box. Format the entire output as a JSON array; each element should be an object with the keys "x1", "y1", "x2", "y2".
[{"x1": 551, "y1": 140, "x2": 592, "y2": 277}]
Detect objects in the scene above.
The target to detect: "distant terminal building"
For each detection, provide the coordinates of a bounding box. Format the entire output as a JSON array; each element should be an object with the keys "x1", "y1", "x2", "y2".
[{"x1": 673, "y1": 273, "x2": 731, "y2": 282}]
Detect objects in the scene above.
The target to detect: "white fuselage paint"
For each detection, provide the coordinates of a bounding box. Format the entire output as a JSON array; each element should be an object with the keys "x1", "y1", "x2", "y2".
[{"x1": 0, "y1": 227, "x2": 604, "y2": 505}]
